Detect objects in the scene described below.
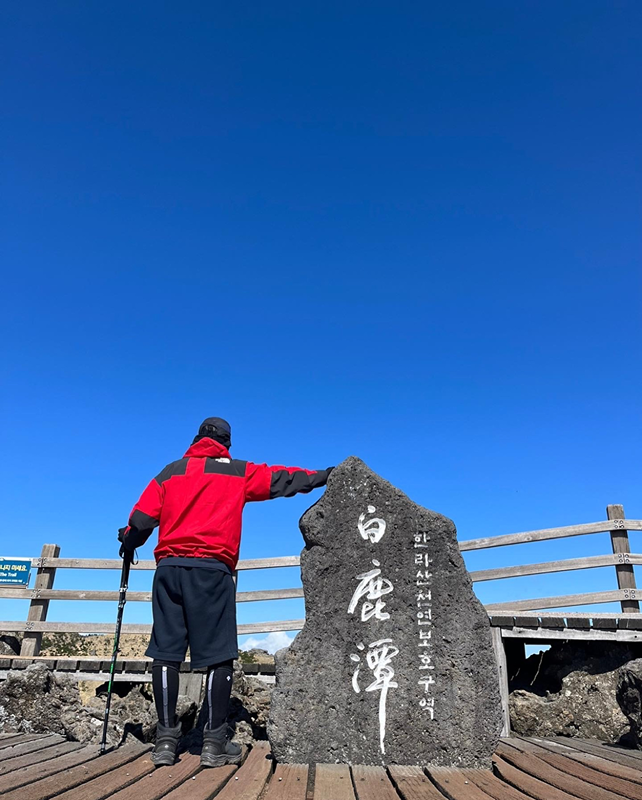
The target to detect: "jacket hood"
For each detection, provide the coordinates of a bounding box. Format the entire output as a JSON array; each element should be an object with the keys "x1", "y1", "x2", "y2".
[{"x1": 183, "y1": 438, "x2": 232, "y2": 459}]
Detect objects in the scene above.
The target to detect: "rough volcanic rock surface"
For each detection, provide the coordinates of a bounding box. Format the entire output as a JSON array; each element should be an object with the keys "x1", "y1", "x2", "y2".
[
  {"x1": 509, "y1": 641, "x2": 636, "y2": 743},
  {"x1": 510, "y1": 670, "x2": 629, "y2": 741},
  {"x1": 0, "y1": 663, "x2": 80, "y2": 736},
  {"x1": 617, "y1": 658, "x2": 642, "y2": 747},
  {"x1": 268, "y1": 456, "x2": 502, "y2": 767},
  {"x1": 0, "y1": 664, "x2": 195, "y2": 746}
]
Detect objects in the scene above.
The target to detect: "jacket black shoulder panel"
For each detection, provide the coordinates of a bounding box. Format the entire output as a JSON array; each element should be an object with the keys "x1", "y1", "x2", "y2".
[
  {"x1": 204, "y1": 458, "x2": 247, "y2": 477},
  {"x1": 155, "y1": 459, "x2": 189, "y2": 485}
]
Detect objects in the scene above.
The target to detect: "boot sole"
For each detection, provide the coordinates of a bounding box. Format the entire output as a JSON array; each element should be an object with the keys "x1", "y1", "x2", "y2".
[
  {"x1": 151, "y1": 753, "x2": 177, "y2": 767},
  {"x1": 200, "y1": 752, "x2": 242, "y2": 768}
]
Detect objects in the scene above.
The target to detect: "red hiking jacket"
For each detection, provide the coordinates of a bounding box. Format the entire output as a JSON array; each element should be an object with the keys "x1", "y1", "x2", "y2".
[{"x1": 120, "y1": 438, "x2": 330, "y2": 570}]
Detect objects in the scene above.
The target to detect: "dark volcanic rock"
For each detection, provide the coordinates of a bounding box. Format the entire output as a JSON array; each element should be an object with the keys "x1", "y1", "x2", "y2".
[
  {"x1": 268, "y1": 456, "x2": 502, "y2": 767},
  {"x1": 0, "y1": 663, "x2": 80, "y2": 736},
  {"x1": 0, "y1": 664, "x2": 196, "y2": 746},
  {"x1": 510, "y1": 670, "x2": 628, "y2": 741},
  {"x1": 617, "y1": 658, "x2": 642, "y2": 747},
  {"x1": 509, "y1": 641, "x2": 636, "y2": 743}
]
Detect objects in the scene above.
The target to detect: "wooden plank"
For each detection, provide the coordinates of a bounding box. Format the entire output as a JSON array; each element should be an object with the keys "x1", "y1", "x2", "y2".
[
  {"x1": 123, "y1": 660, "x2": 148, "y2": 674},
  {"x1": 513, "y1": 616, "x2": 540, "y2": 628},
  {"x1": 518, "y1": 737, "x2": 642, "y2": 786},
  {"x1": 57, "y1": 659, "x2": 80, "y2": 671},
  {"x1": 617, "y1": 616, "x2": 642, "y2": 630},
  {"x1": 351, "y1": 766, "x2": 401, "y2": 800},
  {"x1": 161, "y1": 764, "x2": 238, "y2": 800},
  {"x1": 0, "y1": 743, "x2": 150, "y2": 800},
  {"x1": 463, "y1": 767, "x2": 536, "y2": 800},
  {"x1": 511, "y1": 739, "x2": 642, "y2": 799},
  {"x1": 214, "y1": 742, "x2": 273, "y2": 800},
  {"x1": 0, "y1": 589, "x2": 153, "y2": 602},
  {"x1": 488, "y1": 616, "x2": 515, "y2": 628},
  {"x1": 591, "y1": 618, "x2": 619, "y2": 631},
  {"x1": 487, "y1": 590, "x2": 638, "y2": 613},
  {"x1": 51, "y1": 751, "x2": 155, "y2": 800},
  {"x1": 100, "y1": 752, "x2": 200, "y2": 800},
  {"x1": 0, "y1": 740, "x2": 83, "y2": 774},
  {"x1": 539, "y1": 617, "x2": 566, "y2": 629},
  {"x1": 20, "y1": 543, "x2": 60, "y2": 657},
  {"x1": 502, "y1": 628, "x2": 642, "y2": 642},
  {"x1": 553, "y1": 738, "x2": 642, "y2": 771},
  {"x1": 10, "y1": 658, "x2": 38, "y2": 669},
  {"x1": 12, "y1": 555, "x2": 301, "y2": 571},
  {"x1": 0, "y1": 619, "x2": 305, "y2": 635},
  {"x1": 427, "y1": 768, "x2": 494, "y2": 800},
  {"x1": 461, "y1": 520, "x2": 642, "y2": 551},
  {"x1": 0, "y1": 734, "x2": 64, "y2": 762},
  {"x1": 496, "y1": 741, "x2": 625, "y2": 800},
  {"x1": 565, "y1": 617, "x2": 592, "y2": 629},
  {"x1": 35, "y1": 558, "x2": 157, "y2": 571},
  {"x1": 0, "y1": 587, "x2": 304, "y2": 603},
  {"x1": 73, "y1": 658, "x2": 104, "y2": 671},
  {"x1": 0, "y1": 733, "x2": 44, "y2": 750},
  {"x1": 315, "y1": 765, "x2": 357, "y2": 800},
  {"x1": 491, "y1": 628, "x2": 510, "y2": 737},
  {"x1": 471, "y1": 553, "x2": 642, "y2": 583},
  {"x1": 596, "y1": 744, "x2": 642, "y2": 762},
  {"x1": 492, "y1": 754, "x2": 574, "y2": 800},
  {"x1": 608, "y1": 505, "x2": 640, "y2": 613},
  {"x1": 237, "y1": 588, "x2": 304, "y2": 603},
  {"x1": 388, "y1": 765, "x2": 449, "y2": 800},
  {"x1": 262, "y1": 764, "x2": 308, "y2": 800},
  {"x1": 237, "y1": 556, "x2": 301, "y2": 570},
  {"x1": 0, "y1": 745, "x2": 100, "y2": 794}
]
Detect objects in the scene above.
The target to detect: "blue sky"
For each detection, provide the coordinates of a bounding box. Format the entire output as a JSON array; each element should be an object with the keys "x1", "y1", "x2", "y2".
[{"x1": 1, "y1": 2, "x2": 640, "y2": 650}]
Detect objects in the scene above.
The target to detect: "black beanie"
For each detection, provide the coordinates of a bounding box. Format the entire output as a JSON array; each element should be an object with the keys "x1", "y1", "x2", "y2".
[{"x1": 193, "y1": 417, "x2": 232, "y2": 448}]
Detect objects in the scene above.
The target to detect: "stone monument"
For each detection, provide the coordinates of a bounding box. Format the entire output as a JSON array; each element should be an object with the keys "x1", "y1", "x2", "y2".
[{"x1": 267, "y1": 457, "x2": 502, "y2": 767}]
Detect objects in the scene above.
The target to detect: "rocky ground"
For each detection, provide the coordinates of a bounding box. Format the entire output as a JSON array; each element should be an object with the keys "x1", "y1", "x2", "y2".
[
  {"x1": 509, "y1": 641, "x2": 642, "y2": 744},
  {"x1": 0, "y1": 661, "x2": 272, "y2": 748},
  {"x1": 0, "y1": 632, "x2": 274, "y2": 747}
]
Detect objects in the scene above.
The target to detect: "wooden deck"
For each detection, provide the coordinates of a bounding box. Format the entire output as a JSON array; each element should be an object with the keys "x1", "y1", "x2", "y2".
[{"x1": 2, "y1": 733, "x2": 642, "y2": 800}]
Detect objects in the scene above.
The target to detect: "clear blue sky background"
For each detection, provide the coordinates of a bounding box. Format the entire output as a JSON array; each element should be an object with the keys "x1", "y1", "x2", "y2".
[{"x1": 1, "y1": 2, "x2": 640, "y2": 648}]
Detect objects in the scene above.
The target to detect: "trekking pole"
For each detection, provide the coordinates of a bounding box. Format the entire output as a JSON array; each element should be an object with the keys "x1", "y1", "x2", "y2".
[{"x1": 100, "y1": 549, "x2": 133, "y2": 754}]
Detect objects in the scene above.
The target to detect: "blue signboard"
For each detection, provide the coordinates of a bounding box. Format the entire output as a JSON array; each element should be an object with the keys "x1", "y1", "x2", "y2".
[{"x1": 0, "y1": 559, "x2": 32, "y2": 586}]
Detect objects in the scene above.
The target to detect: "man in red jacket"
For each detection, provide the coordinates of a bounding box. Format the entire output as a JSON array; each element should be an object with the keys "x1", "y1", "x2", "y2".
[{"x1": 119, "y1": 417, "x2": 332, "y2": 767}]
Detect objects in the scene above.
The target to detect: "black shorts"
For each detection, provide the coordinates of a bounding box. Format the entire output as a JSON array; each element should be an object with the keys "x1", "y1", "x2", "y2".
[{"x1": 145, "y1": 559, "x2": 238, "y2": 669}]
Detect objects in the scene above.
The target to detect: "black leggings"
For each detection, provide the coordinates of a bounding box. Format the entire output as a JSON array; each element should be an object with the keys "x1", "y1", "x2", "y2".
[
  {"x1": 152, "y1": 659, "x2": 234, "y2": 730},
  {"x1": 204, "y1": 659, "x2": 234, "y2": 729}
]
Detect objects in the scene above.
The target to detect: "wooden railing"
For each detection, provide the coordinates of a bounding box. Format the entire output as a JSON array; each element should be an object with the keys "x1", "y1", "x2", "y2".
[{"x1": 1, "y1": 504, "x2": 640, "y2": 659}]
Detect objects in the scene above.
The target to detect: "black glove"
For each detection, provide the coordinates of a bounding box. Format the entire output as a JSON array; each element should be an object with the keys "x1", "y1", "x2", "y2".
[
  {"x1": 326, "y1": 467, "x2": 335, "y2": 477},
  {"x1": 118, "y1": 526, "x2": 134, "y2": 559}
]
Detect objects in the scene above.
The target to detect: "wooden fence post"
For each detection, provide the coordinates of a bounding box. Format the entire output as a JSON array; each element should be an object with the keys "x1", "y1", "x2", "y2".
[
  {"x1": 607, "y1": 505, "x2": 640, "y2": 614},
  {"x1": 20, "y1": 544, "x2": 61, "y2": 656},
  {"x1": 490, "y1": 627, "x2": 510, "y2": 737}
]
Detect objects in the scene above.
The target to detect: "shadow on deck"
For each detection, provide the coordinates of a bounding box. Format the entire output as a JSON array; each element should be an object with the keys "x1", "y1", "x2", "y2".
[{"x1": 1, "y1": 732, "x2": 641, "y2": 799}]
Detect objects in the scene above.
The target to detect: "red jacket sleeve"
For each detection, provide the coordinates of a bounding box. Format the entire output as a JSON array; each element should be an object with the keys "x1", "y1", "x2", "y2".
[
  {"x1": 120, "y1": 478, "x2": 163, "y2": 549},
  {"x1": 244, "y1": 463, "x2": 331, "y2": 502}
]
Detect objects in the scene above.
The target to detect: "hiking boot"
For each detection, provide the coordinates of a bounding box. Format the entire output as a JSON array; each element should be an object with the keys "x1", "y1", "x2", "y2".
[
  {"x1": 201, "y1": 723, "x2": 242, "y2": 767},
  {"x1": 150, "y1": 722, "x2": 181, "y2": 767}
]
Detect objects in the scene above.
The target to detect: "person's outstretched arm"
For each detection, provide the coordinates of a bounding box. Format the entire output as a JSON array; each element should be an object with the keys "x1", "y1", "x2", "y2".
[
  {"x1": 244, "y1": 463, "x2": 334, "y2": 502},
  {"x1": 118, "y1": 475, "x2": 163, "y2": 553}
]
